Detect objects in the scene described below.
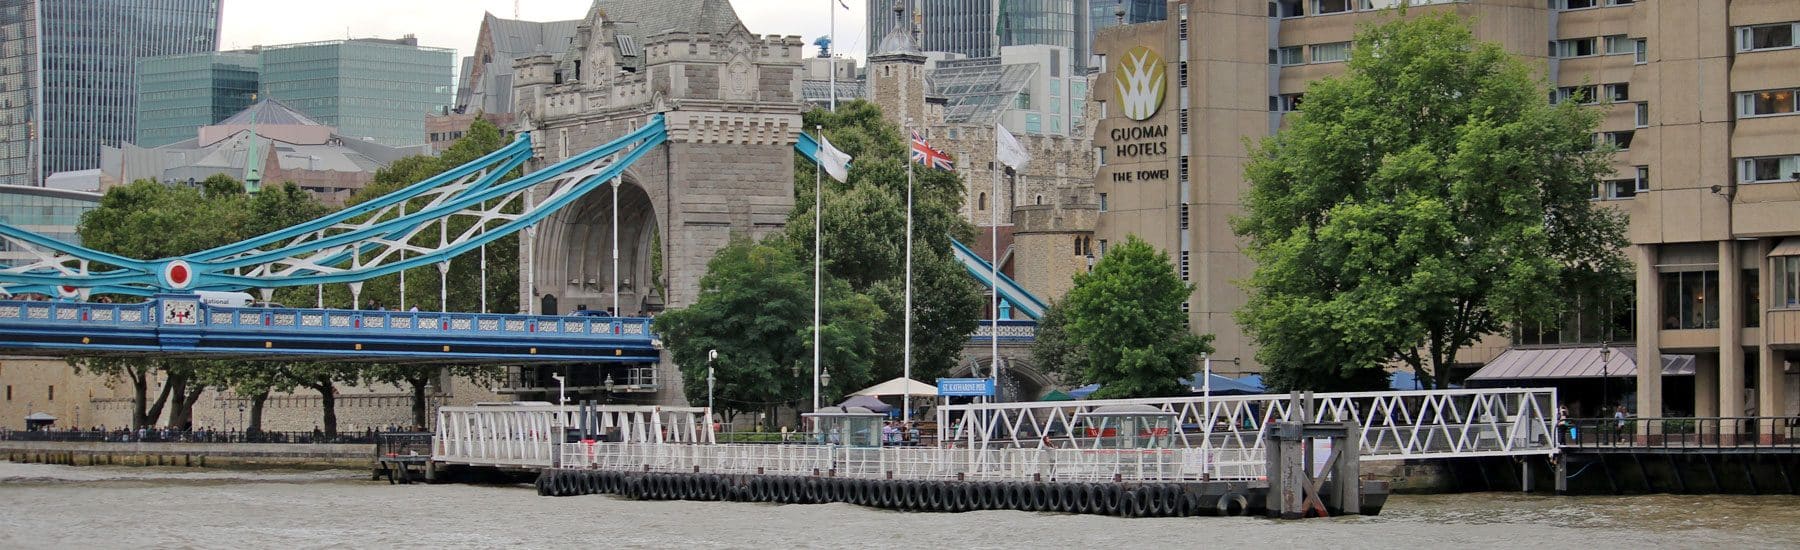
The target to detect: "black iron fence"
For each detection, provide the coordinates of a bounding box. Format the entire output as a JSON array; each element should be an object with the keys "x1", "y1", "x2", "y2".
[
  {"x1": 0, "y1": 428, "x2": 410, "y2": 445},
  {"x1": 1559, "y1": 416, "x2": 1800, "y2": 451}
]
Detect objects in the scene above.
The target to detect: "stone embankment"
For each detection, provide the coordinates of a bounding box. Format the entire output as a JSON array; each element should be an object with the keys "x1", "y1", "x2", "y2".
[{"x1": 0, "y1": 440, "x2": 371, "y2": 470}]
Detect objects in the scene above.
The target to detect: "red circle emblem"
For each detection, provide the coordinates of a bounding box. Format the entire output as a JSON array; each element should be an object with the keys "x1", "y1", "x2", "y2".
[
  {"x1": 162, "y1": 260, "x2": 195, "y2": 290},
  {"x1": 58, "y1": 285, "x2": 78, "y2": 298}
]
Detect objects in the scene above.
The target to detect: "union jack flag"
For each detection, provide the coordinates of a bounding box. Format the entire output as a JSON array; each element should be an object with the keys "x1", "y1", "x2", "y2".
[{"x1": 910, "y1": 132, "x2": 955, "y2": 172}]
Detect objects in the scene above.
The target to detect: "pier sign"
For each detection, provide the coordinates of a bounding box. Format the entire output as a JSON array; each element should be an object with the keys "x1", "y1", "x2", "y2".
[{"x1": 937, "y1": 378, "x2": 995, "y2": 397}]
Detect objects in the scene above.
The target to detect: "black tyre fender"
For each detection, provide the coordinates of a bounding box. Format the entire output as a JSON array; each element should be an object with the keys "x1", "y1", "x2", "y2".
[{"x1": 1120, "y1": 490, "x2": 1143, "y2": 518}]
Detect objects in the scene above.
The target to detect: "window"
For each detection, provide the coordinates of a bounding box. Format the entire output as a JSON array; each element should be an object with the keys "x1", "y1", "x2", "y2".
[
  {"x1": 1738, "y1": 23, "x2": 1797, "y2": 52},
  {"x1": 1604, "y1": 83, "x2": 1629, "y2": 102},
  {"x1": 1098, "y1": 193, "x2": 1108, "y2": 212},
  {"x1": 1270, "y1": 46, "x2": 1304, "y2": 66},
  {"x1": 1273, "y1": 0, "x2": 1304, "y2": 18},
  {"x1": 1311, "y1": 42, "x2": 1351, "y2": 63},
  {"x1": 1601, "y1": 130, "x2": 1634, "y2": 150},
  {"x1": 47, "y1": 385, "x2": 53, "y2": 401},
  {"x1": 1555, "y1": 85, "x2": 1597, "y2": 104},
  {"x1": 1179, "y1": 203, "x2": 1190, "y2": 230},
  {"x1": 5, "y1": 385, "x2": 9, "y2": 401},
  {"x1": 978, "y1": 192, "x2": 987, "y2": 211},
  {"x1": 1026, "y1": 113, "x2": 1041, "y2": 134},
  {"x1": 1180, "y1": 109, "x2": 1190, "y2": 134},
  {"x1": 1270, "y1": 93, "x2": 1304, "y2": 112},
  {"x1": 1180, "y1": 251, "x2": 1191, "y2": 280},
  {"x1": 1096, "y1": 147, "x2": 1106, "y2": 166},
  {"x1": 1739, "y1": 156, "x2": 1800, "y2": 183},
  {"x1": 1315, "y1": 0, "x2": 1353, "y2": 14},
  {"x1": 1553, "y1": 0, "x2": 1598, "y2": 9},
  {"x1": 1635, "y1": 166, "x2": 1651, "y2": 192},
  {"x1": 1016, "y1": 92, "x2": 1032, "y2": 109},
  {"x1": 1661, "y1": 270, "x2": 1720, "y2": 329},
  {"x1": 1777, "y1": 257, "x2": 1800, "y2": 309},
  {"x1": 1635, "y1": 103, "x2": 1649, "y2": 127},
  {"x1": 1746, "y1": 268, "x2": 1762, "y2": 327},
  {"x1": 1179, "y1": 62, "x2": 1188, "y2": 86},
  {"x1": 1739, "y1": 89, "x2": 1798, "y2": 117},
  {"x1": 1603, "y1": 35, "x2": 1635, "y2": 55},
  {"x1": 1180, "y1": 156, "x2": 1191, "y2": 182},
  {"x1": 1099, "y1": 239, "x2": 1109, "y2": 255},
  {"x1": 1602, "y1": 178, "x2": 1637, "y2": 199},
  {"x1": 1550, "y1": 38, "x2": 1597, "y2": 58},
  {"x1": 1608, "y1": 0, "x2": 1636, "y2": 4}
]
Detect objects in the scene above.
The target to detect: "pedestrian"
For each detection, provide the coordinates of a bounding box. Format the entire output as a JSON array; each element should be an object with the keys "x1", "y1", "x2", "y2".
[{"x1": 1613, "y1": 405, "x2": 1629, "y2": 442}]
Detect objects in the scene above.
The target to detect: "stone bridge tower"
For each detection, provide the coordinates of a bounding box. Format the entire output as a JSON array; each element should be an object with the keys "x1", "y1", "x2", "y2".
[{"x1": 512, "y1": 0, "x2": 805, "y2": 404}]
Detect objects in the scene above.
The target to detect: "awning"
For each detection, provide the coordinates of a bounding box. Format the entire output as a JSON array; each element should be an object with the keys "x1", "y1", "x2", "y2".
[
  {"x1": 1771, "y1": 238, "x2": 1800, "y2": 257},
  {"x1": 852, "y1": 377, "x2": 938, "y2": 398},
  {"x1": 24, "y1": 412, "x2": 56, "y2": 421},
  {"x1": 1467, "y1": 346, "x2": 1696, "y2": 381}
]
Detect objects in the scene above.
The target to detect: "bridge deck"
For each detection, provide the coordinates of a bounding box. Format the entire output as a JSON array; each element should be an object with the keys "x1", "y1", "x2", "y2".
[{"x1": 0, "y1": 297, "x2": 659, "y2": 363}]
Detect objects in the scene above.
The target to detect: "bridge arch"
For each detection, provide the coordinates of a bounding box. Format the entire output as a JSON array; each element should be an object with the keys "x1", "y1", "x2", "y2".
[
  {"x1": 949, "y1": 354, "x2": 1058, "y2": 403},
  {"x1": 533, "y1": 174, "x2": 662, "y2": 317}
]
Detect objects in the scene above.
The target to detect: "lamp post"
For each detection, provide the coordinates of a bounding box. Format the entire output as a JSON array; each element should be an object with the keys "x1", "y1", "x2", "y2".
[
  {"x1": 1202, "y1": 352, "x2": 1212, "y2": 398},
  {"x1": 237, "y1": 403, "x2": 246, "y2": 436},
  {"x1": 604, "y1": 374, "x2": 615, "y2": 405},
  {"x1": 1599, "y1": 341, "x2": 1612, "y2": 413},
  {"x1": 707, "y1": 349, "x2": 718, "y2": 419},
  {"x1": 551, "y1": 373, "x2": 567, "y2": 427},
  {"x1": 820, "y1": 369, "x2": 833, "y2": 402}
]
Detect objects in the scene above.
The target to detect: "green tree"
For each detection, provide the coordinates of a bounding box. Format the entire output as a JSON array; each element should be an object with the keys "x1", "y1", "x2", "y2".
[
  {"x1": 74, "y1": 179, "x2": 256, "y2": 428},
  {"x1": 1233, "y1": 12, "x2": 1627, "y2": 391},
  {"x1": 364, "y1": 364, "x2": 501, "y2": 429},
  {"x1": 789, "y1": 101, "x2": 983, "y2": 384},
  {"x1": 1055, "y1": 235, "x2": 1212, "y2": 399},
  {"x1": 279, "y1": 361, "x2": 361, "y2": 437},
  {"x1": 1029, "y1": 301, "x2": 1086, "y2": 383},
  {"x1": 654, "y1": 235, "x2": 883, "y2": 426}
]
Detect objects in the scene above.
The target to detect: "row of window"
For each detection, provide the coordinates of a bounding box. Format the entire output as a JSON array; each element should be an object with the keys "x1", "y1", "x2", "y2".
[
  {"x1": 1270, "y1": 42, "x2": 1351, "y2": 65},
  {"x1": 1270, "y1": 0, "x2": 1461, "y2": 18},
  {"x1": 1550, "y1": 0, "x2": 1635, "y2": 10},
  {"x1": 1550, "y1": 35, "x2": 1646, "y2": 62}
]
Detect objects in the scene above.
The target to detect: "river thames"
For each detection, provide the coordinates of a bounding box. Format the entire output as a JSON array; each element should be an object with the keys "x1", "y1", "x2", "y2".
[{"x1": 0, "y1": 461, "x2": 1793, "y2": 549}]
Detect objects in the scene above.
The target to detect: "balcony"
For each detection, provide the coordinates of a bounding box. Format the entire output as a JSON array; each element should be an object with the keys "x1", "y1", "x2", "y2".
[{"x1": 1767, "y1": 309, "x2": 1800, "y2": 348}]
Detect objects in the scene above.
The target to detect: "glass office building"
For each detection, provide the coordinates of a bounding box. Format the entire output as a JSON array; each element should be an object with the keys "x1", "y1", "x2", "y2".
[
  {"x1": 0, "y1": 0, "x2": 221, "y2": 186},
  {"x1": 866, "y1": 0, "x2": 1084, "y2": 75},
  {"x1": 135, "y1": 51, "x2": 259, "y2": 147},
  {"x1": 0, "y1": 184, "x2": 98, "y2": 267},
  {"x1": 259, "y1": 38, "x2": 454, "y2": 147},
  {"x1": 1087, "y1": 0, "x2": 1167, "y2": 67}
]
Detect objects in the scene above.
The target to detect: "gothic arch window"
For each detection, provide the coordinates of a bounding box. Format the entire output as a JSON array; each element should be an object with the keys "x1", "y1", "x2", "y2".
[
  {"x1": 978, "y1": 192, "x2": 987, "y2": 210},
  {"x1": 1035, "y1": 195, "x2": 1044, "y2": 205}
]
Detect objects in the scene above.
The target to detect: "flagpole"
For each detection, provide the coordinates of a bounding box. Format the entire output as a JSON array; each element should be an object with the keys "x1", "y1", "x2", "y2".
[
  {"x1": 991, "y1": 166, "x2": 1001, "y2": 402},
  {"x1": 813, "y1": 125, "x2": 824, "y2": 412},
  {"x1": 903, "y1": 120, "x2": 915, "y2": 426},
  {"x1": 827, "y1": 0, "x2": 836, "y2": 112}
]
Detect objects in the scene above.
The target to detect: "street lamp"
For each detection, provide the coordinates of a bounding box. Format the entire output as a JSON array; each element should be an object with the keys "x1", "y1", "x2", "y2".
[
  {"x1": 604, "y1": 374, "x2": 615, "y2": 405},
  {"x1": 707, "y1": 349, "x2": 718, "y2": 419},
  {"x1": 1599, "y1": 341, "x2": 1612, "y2": 413},
  {"x1": 551, "y1": 372, "x2": 567, "y2": 427},
  {"x1": 820, "y1": 368, "x2": 832, "y2": 398}
]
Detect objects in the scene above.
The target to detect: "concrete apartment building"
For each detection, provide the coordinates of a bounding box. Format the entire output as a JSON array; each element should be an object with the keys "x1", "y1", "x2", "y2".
[{"x1": 1089, "y1": 0, "x2": 1800, "y2": 409}]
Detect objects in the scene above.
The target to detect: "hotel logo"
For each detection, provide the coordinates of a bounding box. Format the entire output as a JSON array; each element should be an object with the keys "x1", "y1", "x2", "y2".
[{"x1": 1114, "y1": 46, "x2": 1167, "y2": 121}]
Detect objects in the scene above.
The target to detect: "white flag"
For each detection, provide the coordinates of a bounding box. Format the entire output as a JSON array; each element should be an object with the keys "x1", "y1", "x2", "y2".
[
  {"x1": 817, "y1": 135, "x2": 852, "y2": 183},
  {"x1": 995, "y1": 124, "x2": 1030, "y2": 172}
]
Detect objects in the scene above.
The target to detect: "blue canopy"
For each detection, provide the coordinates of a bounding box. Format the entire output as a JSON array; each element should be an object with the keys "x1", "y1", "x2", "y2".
[
  {"x1": 1181, "y1": 373, "x2": 1264, "y2": 396},
  {"x1": 1069, "y1": 384, "x2": 1101, "y2": 399},
  {"x1": 1236, "y1": 374, "x2": 1263, "y2": 389}
]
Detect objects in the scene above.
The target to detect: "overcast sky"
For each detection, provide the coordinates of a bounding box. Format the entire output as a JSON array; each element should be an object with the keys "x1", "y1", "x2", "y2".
[{"x1": 221, "y1": 0, "x2": 869, "y2": 67}]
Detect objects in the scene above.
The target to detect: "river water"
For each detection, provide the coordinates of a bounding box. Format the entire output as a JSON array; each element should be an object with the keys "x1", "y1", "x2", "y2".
[{"x1": 0, "y1": 461, "x2": 1793, "y2": 549}]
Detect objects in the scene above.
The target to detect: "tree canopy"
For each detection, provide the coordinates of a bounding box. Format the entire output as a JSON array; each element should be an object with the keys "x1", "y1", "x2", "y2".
[
  {"x1": 1046, "y1": 235, "x2": 1213, "y2": 399},
  {"x1": 654, "y1": 235, "x2": 882, "y2": 422},
  {"x1": 1233, "y1": 12, "x2": 1629, "y2": 391}
]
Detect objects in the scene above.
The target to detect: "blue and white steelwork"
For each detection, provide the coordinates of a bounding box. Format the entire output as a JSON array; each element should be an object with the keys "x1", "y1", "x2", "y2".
[{"x1": 0, "y1": 116, "x2": 665, "y2": 297}]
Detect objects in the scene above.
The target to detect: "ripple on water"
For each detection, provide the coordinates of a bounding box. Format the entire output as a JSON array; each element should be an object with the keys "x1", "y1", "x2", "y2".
[{"x1": 3, "y1": 462, "x2": 1799, "y2": 549}]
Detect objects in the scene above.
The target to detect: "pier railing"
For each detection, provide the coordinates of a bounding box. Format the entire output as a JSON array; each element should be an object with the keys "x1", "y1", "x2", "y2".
[
  {"x1": 1560, "y1": 416, "x2": 1800, "y2": 452},
  {"x1": 559, "y1": 442, "x2": 1209, "y2": 482},
  {"x1": 938, "y1": 387, "x2": 1559, "y2": 471}
]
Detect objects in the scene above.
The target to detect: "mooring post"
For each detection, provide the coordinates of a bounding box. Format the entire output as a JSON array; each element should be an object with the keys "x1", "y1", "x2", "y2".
[
  {"x1": 1265, "y1": 421, "x2": 1306, "y2": 519},
  {"x1": 1522, "y1": 460, "x2": 1533, "y2": 493},
  {"x1": 1555, "y1": 454, "x2": 1569, "y2": 494},
  {"x1": 1332, "y1": 421, "x2": 1361, "y2": 515}
]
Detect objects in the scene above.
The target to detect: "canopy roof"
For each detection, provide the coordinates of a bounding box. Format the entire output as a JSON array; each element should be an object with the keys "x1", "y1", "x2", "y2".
[
  {"x1": 837, "y1": 394, "x2": 893, "y2": 413},
  {"x1": 24, "y1": 412, "x2": 56, "y2": 421},
  {"x1": 852, "y1": 377, "x2": 938, "y2": 397},
  {"x1": 1469, "y1": 346, "x2": 1696, "y2": 381}
]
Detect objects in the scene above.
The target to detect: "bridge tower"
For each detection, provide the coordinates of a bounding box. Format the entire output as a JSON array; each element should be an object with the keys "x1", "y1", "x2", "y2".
[{"x1": 513, "y1": 0, "x2": 806, "y2": 404}]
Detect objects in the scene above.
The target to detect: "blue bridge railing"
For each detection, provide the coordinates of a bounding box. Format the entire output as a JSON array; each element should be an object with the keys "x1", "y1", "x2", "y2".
[{"x1": 0, "y1": 294, "x2": 660, "y2": 363}]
